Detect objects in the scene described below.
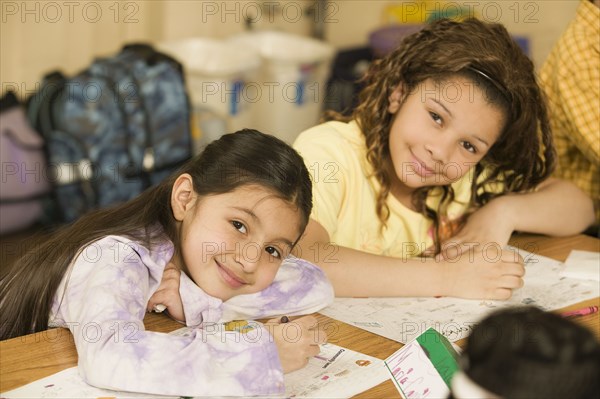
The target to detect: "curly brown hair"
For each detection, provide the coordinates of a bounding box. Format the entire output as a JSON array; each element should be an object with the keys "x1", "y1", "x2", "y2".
[{"x1": 327, "y1": 18, "x2": 555, "y2": 254}]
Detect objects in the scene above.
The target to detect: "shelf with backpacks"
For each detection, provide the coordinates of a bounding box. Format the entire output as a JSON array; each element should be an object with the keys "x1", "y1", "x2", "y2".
[{"x1": 25, "y1": 43, "x2": 193, "y2": 224}]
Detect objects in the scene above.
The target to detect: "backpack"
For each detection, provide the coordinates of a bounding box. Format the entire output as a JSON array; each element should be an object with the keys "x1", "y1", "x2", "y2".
[
  {"x1": 0, "y1": 91, "x2": 50, "y2": 234},
  {"x1": 26, "y1": 43, "x2": 192, "y2": 224}
]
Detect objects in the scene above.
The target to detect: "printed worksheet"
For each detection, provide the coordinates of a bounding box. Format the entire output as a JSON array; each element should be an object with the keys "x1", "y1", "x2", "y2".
[
  {"x1": 2, "y1": 335, "x2": 387, "y2": 399},
  {"x1": 284, "y1": 342, "x2": 388, "y2": 398},
  {"x1": 320, "y1": 248, "x2": 600, "y2": 343}
]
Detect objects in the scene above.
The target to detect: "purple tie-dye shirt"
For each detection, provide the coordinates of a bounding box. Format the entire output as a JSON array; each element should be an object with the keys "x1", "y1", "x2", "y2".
[{"x1": 48, "y1": 235, "x2": 334, "y2": 396}]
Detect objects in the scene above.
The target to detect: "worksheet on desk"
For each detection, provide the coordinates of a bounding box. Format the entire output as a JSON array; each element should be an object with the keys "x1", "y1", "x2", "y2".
[
  {"x1": 0, "y1": 367, "x2": 173, "y2": 399},
  {"x1": 283, "y1": 342, "x2": 388, "y2": 398},
  {"x1": 320, "y1": 248, "x2": 600, "y2": 343}
]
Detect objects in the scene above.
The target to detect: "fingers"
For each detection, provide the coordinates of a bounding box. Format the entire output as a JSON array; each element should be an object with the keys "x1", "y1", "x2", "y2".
[
  {"x1": 146, "y1": 263, "x2": 185, "y2": 322},
  {"x1": 162, "y1": 263, "x2": 181, "y2": 281},
  {"x1": 498, "y1": 250, "x2": 525, "y2": 276},
  {"x1": 268, "y1": 315, "x2": 331, "y2": 373},
  {"x1": 484, "y1": 254, "x2": 525, "y2": 300},
  {"x1": 268, "y1": 316, "x2": 326, "y2": 343},
  {"x1": 500, "y1": 250, "x2": 524, "y2": 265},
  {"x1": 289, "y1": 316, "x2": 327, "y2": 345},
  {"x1": 147, "y1": 271, "x2": 181, "y2": 312},
  {"x1": 501, "y1": 261, "x2": 525, "y2": 278},
  {"x1": 498, "y1": 274, "x2": 524, "y2": 289},
  {"x1": 492, "y1": 287, "x2": 513, "y2": 301},
  {"x1": 448, "y1": 246, "x2": 526, "y2": 300},
  {"x1": 266, "y1": 315, "x2": 319, "y2": 330},
  {"x1": 147, "y1": 289, "x2": 172, "y2": 312},
  {"x1": 307, "y1": 343, "x2": 322, "y2": 358}
]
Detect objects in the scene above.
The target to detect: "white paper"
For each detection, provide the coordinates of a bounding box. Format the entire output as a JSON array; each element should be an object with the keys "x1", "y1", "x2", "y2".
[
  {"x1": 0, "y1": 367, "x2": 174, "y2": 399},
  {"x1": 320, "y1": 248, "x2": 600, "y2": 343},
  {"x1": 283, "y1": 342, "x2": 388, "y2": 398},
  {"x1": 385, "y1": 340, "x2": 449, "y2": 399},
  {"x1": 560, "y1": 250, "x2": 600, "y2": 281}
]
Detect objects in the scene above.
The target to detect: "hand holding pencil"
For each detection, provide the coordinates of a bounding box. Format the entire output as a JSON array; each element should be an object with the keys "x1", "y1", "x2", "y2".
[{"x1": 266, "y1": 315, "x2": 327, "y2": 373}]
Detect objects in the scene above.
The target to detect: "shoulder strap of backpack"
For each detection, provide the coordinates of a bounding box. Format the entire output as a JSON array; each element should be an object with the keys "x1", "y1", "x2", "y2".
[
  {"x1": 26, "y1": 71, "x2": 66, "y2": 138},
  {"x1": 121, "y1": 42, "x2": 185, "y2": 76}
]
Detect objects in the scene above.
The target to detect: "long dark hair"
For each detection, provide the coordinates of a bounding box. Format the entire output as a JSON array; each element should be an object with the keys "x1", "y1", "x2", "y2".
[
  {"x1": 327, "y1": 18, "x2": 555, "y2": 253},
  {"x1": 0, "y1": 129, "x2": 312, "y2": 340}
]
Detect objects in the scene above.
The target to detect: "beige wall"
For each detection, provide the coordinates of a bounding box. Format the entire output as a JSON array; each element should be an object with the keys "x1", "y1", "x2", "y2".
[
  {"x1": 1, "y1": 0, "x2": 164, "y2": 97},
  {"x1": 326, "y1": 0, "x2": 579, "y2": 66},
  {"x1": 1, "y1": 0, "x2": 580, "y2": 99}
]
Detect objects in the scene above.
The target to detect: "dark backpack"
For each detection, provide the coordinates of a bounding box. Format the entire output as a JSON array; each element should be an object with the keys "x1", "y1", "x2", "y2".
[
  {"x1": 0, "y1": 91, "x2": 50, "y2": 234},
  {"x1": 26, "y1": 43, "x2": 192, "y2": 223}
]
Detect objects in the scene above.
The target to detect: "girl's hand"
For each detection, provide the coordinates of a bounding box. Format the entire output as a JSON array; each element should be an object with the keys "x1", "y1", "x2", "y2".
[
  {"x1": 441, "y1": 248, "x2": 525, "y2": 300},
  {"x1": 147, "y1": 263, "x2": 185, "y2": 323},
  {"x1": 266, "y1": 315, "x2": 327, "y2": 374},
  {"x1": 437, "y1": 197, "x2": 515, "y2": 261}
]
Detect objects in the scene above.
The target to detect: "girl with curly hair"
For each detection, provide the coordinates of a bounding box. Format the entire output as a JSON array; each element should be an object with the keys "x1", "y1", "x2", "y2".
[{"x1": 293, "y1": 18, "x2": 594, "y2": 299}]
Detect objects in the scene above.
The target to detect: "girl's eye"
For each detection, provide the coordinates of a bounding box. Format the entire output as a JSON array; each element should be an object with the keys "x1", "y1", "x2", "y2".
[
  {"x1": 232, "y1": 220, "x2": 247, "y2": 234},
  {"x1": 429, "y1": 112, "x2": 442, "y2": 125},
  {"x1": 461, "y1": 141, "x2": 477, "y2": 154},
  {"x1": 265, "y1": 246, "x2": 281, "y2": 259}
]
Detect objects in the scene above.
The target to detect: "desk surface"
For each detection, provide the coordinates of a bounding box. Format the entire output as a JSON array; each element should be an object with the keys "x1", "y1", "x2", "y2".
[{"x1": 1, "y1": 234, "x2": 599, "y2": 398}]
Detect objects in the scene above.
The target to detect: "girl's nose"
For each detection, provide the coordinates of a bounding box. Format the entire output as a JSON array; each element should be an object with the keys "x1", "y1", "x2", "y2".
[
  {"x1": 425, "y1": 138, "x2": 452, "y2": 165},
  {"x1": 234, "y1": 243, "x2": 262, "y2": 272}
]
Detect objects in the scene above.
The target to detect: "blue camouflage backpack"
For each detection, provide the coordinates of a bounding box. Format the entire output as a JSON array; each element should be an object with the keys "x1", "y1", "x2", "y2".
[{"x1": 27, "y1": 43, "x2": 192, "y2": 223}]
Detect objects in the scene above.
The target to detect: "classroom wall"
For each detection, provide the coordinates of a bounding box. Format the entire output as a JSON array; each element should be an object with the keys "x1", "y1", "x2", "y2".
[
  {"x1": 326, "y1": 0, "x2": 579, "y2": 67},
  {"x1": 1, "y1": 0, "x2": 580, "y2": 99}
]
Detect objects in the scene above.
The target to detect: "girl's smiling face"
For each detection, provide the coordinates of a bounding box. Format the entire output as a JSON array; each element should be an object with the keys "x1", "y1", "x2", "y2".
[
  {"x1": 386, "y1": 76, "x2": 505, "y2": 201},
  {"x1": 171, "y1": 178, "x2": 302, "y2": 301}
]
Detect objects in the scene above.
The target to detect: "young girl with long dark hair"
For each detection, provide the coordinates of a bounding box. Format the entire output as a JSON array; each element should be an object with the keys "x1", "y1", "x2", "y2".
[{"x1": 0, "y1": 129, "x2": 333, "y2": 396}]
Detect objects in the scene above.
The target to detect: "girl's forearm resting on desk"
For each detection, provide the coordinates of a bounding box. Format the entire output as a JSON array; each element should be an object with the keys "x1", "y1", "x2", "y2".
[
  {"x1": 296, "y1": 220, "x2": 524, "y2": 299},
  {"x1": 497, "y1": 177, "x2": 595, "y2": 236}
]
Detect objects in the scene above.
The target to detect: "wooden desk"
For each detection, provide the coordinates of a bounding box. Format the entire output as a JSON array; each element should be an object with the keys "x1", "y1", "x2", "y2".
[{"x1": 1, "y1": 234, "x2": 599, "y2": 398}]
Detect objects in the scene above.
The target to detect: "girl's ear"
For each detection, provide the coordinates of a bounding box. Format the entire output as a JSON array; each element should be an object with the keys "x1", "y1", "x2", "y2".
[
  {"x1": 387, "y1": 85, "x2": 404, "y2": 114},
  {"x1": 171, "y1": 173, "x2": 196, "y2": 221}
]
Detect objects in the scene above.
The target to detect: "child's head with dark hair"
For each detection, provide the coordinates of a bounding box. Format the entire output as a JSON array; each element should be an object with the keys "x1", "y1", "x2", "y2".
[
  {"x1": 157, "y1": 129, "x2": 313, "y2": 250},
  {"x1": 183, "y1": 129, "x2": 313, "y2": 232},
  {"x1": 343, "y1": 18, "x2": 554, "y2": 251},
  {"x1": 0, "y1": 129, "x2": 313, "y2": 338},
  {"x1": 452, "y1": 306, "x2": 600, "y2": 399}
]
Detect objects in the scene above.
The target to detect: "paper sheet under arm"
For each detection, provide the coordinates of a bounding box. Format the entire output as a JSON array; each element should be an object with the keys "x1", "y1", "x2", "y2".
[{"x1": 320, "y1": 248, "x2": 600, "y2": 343}]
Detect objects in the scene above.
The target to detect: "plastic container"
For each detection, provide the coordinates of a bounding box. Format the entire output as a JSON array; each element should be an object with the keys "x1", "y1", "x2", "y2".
[
  {"x1": 157, "y1": 38, "x2": 261, "y2": 150},
  {"x1": 369, "y1": 25, "x2": 532, "y2": 59},
  {"x1": 228, "y1": 31, "x2": 335, "y2": 144},
  {"x1": 368, "y1": 24, "x2": 425, "y2": 57},
  {"x1": 512, "y1": 35, "x2": 531, "y2": 57}
]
